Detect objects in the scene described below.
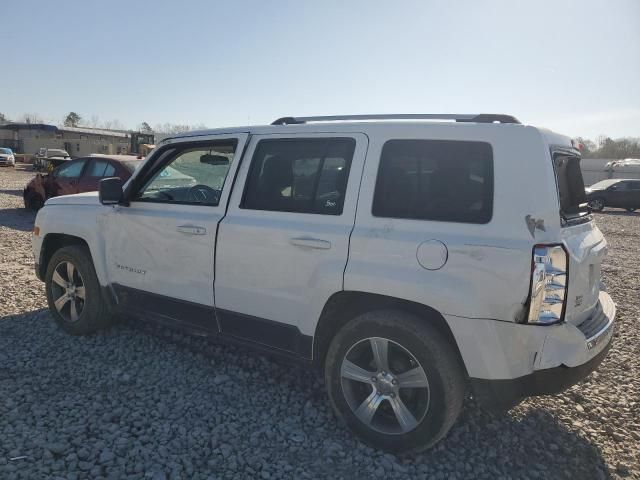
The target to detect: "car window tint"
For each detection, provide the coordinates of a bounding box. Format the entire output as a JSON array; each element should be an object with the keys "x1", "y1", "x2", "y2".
[
  {"x1": 137, "y1": 140, "x2": 238, "y2": 206},
  {"x1": 372, "y1": 140, "x2": 493, "y2": 223},
  {"x1": 87, "y1": 159, "x2": 109, "y2": 176},
  {"x1": 104, "y1": 163, "x2": 116, "y2": 176},
  {"x1": 55, "y1": 160, "x2": 86, "y2": 178},
  {"x1": 611, "y1": 182, "x2": 628, "y2": 190},
  {"x1": 242, "y1": 138, "x2": 355, "y2": 215}
]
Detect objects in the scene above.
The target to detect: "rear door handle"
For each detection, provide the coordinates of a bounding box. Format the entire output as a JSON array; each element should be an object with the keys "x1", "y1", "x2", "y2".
[
  {"x1": 289, "y1": 237, "x2": 331, "y2": 249},
  {"x1": 177, "y1": 225, "x2": 207, "y2": 235}
]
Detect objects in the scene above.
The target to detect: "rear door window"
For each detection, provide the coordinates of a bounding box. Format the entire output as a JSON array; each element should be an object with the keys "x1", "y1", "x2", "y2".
[
  {"x1": 242, "y1": 138, "x2": 355, "y2": 215},
  {"x1": 86, "y1": 159, "x2": 116, "y2": 177},
  {"x1": 372, "y1": 139, "x2": 493, "y2": 223}
]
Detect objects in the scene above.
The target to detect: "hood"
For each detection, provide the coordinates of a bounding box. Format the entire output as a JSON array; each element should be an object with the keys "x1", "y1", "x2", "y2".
[
  {"x1": 0, "y1": 153, "x2": 12, "y2": 158},
  {"x1": 45, "y1": 192, "x2": 101, "y2": 206}
]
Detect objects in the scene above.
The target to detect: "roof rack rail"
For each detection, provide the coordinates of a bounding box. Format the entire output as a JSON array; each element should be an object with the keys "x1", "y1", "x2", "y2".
[{"x1": 271, "y1": 113, "x2": 520, "y2": 125}]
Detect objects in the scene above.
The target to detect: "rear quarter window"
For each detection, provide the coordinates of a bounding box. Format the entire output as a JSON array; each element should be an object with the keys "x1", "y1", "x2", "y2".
[{"x1": 372, "y1": 139, "x2": 493, "y2": 224}]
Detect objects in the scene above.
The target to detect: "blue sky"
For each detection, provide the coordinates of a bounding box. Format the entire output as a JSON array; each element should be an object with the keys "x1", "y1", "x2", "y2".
[{"x1": 1, "y1": 0, "x2": 639, "y2": 138}]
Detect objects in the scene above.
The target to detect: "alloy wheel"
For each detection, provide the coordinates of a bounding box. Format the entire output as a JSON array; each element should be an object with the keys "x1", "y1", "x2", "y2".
[
  {"x1": 589, "y1": 199, "x2": 604, "y2": 211},
  {"x1": 50, "y1": 261, "x2": 86, "y2": 322},
  {"x1": 340, "y1": 337, "x2": 430, "y2": 435}
]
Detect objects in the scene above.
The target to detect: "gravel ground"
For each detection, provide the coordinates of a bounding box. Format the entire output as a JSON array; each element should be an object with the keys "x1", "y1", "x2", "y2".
[{"x1": 0, "y1": 165, "x2": 638, "y2": 480}]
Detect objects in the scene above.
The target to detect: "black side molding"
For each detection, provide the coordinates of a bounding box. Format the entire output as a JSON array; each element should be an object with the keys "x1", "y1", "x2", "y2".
[
  {"x1": 217, "y1": 309, "x2": 313, "y2": 359},
  {"x1": 111, "y1": 284, "x2": 313, "y2": 360}
]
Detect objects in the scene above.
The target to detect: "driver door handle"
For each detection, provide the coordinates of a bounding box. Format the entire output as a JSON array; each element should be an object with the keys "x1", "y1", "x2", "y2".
[
  {"x1": 177, "y1": 225, "x2": 207, "y2": 235},
  {"x1": 289, "y1": 236, "x2": 331, "y2": 249}
]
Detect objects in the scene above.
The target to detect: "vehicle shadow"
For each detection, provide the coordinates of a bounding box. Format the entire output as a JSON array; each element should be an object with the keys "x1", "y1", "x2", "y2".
[
  {"x1": 0, "y1": 207, "x2": 35, "y2": 232},
  {"x1": 596, "y1": 210, "x2": 637, "y2": 216},
  {"x1": 0, "y1": 309, "x2": 612, "y2": 479},
  {"x1": 0, "y1": 188, "x2": 23, "y2": 197}
]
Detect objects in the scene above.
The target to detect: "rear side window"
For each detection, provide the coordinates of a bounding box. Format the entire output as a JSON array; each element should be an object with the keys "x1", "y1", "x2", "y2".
[
  {"x1": 242, "y1": 138, "x2": 355, "y2": 215},
  {"x1": 372, "y1": 140, "x2": 493, "y2": 223},
  {"x1": 87, "y1": 159, "x2": 116, "y2": 177},
  {"x1": 553, "y1": 152, "x2": 586, "y2": 215}
]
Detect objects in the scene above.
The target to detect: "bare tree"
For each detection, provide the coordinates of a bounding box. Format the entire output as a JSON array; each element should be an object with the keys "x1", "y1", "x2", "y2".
[
  {"x1": 101, "y1": 119, "x2": 125, "y2": 131},
  {"x1": 0, "y1": 112, "x2": 8, "y2": 123},
  {"x1": 20, "y1": 113, "x2": 44, "y2": 124},
  {"x1": 88, "y1": 115, "x2": 101, "y2": 128}
]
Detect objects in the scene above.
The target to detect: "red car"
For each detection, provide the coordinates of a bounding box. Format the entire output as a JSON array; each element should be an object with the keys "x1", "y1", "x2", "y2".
[{"x1": 23, "y1": 155, "x2": 142, "y2": 210}]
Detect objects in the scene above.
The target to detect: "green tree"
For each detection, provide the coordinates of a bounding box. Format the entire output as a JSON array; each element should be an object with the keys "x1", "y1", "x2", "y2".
[
  {"x1": 64, "y1": 112, "x2": 82, "y2": 127},
  {"x1": 139, "y1": 121, "x2": 153, "y2": 133}
]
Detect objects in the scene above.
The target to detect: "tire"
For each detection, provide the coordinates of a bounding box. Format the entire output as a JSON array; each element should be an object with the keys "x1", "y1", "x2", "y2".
[
  {"x1": 325, "y1": 310, "x2": 465, "y2": 453},
  {"x1": 24, "y1": 191, "x2": 44, "y2": 210},
  {"x1": 45, "y1": 245, "x2": 112, "y2": 335},
  {"x1": 589, "y1": 198, "x2": 605, "y2": 212}
]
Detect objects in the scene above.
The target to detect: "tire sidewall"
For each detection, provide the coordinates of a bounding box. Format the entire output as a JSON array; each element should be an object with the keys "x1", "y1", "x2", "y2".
[
  {"x1": 325, "y1": 311, "x2": 458, "y2": 452},
  {"x1": 44, "y1": 246, "x2": 103, "y2": 335},
  {"x1": 26, "y1": 192, "x2": 44, "y2": 210},
  {"x1": 589, "y1": 198, "x2": 605, "y2": 211}
]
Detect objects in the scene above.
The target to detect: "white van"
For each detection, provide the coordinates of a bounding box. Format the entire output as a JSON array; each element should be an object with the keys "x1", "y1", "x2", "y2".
[{"x1": 32, "y1": 114, "x2": 615, "y2": 452}]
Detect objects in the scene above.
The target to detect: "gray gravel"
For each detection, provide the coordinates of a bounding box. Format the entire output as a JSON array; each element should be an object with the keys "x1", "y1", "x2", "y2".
[{"x1": 1, "y1": 165, "x2": 638, "y2": 479}]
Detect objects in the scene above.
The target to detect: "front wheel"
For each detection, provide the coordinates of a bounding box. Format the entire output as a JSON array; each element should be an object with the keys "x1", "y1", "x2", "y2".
[
  {"x1": 45, "y1": 245, "x2": 113, "y2": 335},
  {"x1": 589, "y1": 198, "x2": 605, "y2": 211},
  {"x1": 325, "y1": 310, "x2": 465, "y2": 453},
  {"x1": 24, "y1": 191, "x2": 44, "y2": 210}
]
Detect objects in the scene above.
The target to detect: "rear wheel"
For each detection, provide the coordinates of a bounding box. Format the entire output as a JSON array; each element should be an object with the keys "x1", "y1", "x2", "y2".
[
  {"x1": 589, "y1": 198, "x2": 605, "y2": 211},
  {"x1": 325, "y1": 310, "x2": 465, "y2": 453},
  {"x1": 45, "y1": 245, "x2": 112, "y2": 335}
]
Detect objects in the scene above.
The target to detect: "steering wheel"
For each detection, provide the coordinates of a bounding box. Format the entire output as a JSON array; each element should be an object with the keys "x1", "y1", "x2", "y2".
[{"x1": 187, "y1": 184, "x2": 220, "y2": 204}]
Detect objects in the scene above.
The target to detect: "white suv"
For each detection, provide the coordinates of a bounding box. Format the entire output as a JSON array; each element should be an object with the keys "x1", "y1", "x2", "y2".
[{"x1": 32, "y1": 114, "x2": 616, "y2": 452}]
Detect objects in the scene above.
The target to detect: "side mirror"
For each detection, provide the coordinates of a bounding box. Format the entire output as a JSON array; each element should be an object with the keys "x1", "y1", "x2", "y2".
[
  {"x1": 99, "y1": 177, "x2": 123, "y2": 205},
  {"x1": 200, "y1": 154, "x2": 229, "y2": 166}
]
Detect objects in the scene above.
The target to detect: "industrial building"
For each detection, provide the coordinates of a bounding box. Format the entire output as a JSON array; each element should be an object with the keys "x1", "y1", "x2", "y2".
[{"x1": 0, "y1": 123, "x2": 153, "y2": 158}]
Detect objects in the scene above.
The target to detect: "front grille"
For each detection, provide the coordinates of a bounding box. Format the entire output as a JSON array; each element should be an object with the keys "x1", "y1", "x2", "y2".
[{"x1": 577, "y1": 302, "x2": 609, "y2": 339}]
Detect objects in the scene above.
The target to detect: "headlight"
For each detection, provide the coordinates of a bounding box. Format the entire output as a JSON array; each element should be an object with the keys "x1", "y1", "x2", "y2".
[{"x1": 526, "y1": 244, "x2": 568, "y2": 325}]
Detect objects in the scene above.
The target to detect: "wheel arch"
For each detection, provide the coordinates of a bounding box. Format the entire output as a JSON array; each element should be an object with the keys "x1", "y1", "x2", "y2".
[
  {"x1": 39, "y1": 233, "x2": 92, "y2": 280},
  {"x1": 313, "y1": 291, "x2": 468, "y2": 377}
]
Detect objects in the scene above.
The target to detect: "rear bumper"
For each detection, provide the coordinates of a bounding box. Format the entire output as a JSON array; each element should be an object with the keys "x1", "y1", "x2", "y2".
[
  {"x1": 470, "y1": 337, "x2": 612, "y2": 410},
  {"x1": 445, "y1": 291, "x2": 616, "y2": 409}
]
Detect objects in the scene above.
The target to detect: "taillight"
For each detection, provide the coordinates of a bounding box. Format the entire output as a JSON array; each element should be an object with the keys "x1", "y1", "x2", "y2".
[{"x1": 526, "y1": 244, "x2": 568, "y2": 325}]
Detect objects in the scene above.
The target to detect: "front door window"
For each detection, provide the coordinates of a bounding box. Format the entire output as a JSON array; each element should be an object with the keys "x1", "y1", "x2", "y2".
[{"x1": 137, "y1": 141, "x2": 237, "y2": 206}]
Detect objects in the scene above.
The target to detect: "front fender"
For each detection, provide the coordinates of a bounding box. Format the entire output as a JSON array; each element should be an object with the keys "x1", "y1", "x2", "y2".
[{"x1": 34, "y1": 204, "x2": 110, "y2": 286}]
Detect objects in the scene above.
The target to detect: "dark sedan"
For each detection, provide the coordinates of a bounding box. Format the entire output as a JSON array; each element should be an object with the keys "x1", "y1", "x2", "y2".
[
  {"x1": 586, "y1": 178, "x2": 640, "y2": 212},
  {"x1": 23, "y1": 155, "x2": 142, "y2": 210}
]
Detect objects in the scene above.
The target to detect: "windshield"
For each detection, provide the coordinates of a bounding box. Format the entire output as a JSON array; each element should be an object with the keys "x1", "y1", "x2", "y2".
[
  {"x1": 589, "y1": 179, "x2": 619, "y2": 190},
  {"x1": 0, "y1": 148, "x2": 12, "y2": 154}
]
